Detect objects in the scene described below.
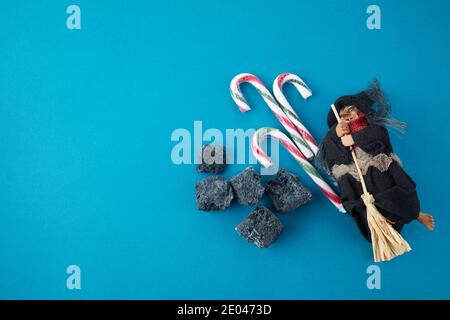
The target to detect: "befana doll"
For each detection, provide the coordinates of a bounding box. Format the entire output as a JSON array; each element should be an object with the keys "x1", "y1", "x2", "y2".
[{"x1": 317, "y1": 80, "x2": 434, "y2": 247}]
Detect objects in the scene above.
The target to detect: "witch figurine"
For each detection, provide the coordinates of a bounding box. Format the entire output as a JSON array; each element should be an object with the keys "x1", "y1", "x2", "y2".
[{"x1": 317, "y1": 80, "x2": 434, "y2": 248}]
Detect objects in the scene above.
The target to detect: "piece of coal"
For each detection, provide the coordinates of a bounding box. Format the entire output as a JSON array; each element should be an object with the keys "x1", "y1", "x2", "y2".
[
  {"x1": 230, "y1": 167, "x2": 265, "y2": 206},
  {"x1": 265, "y1": 168, "x2": 312, "y2": 213},
  {"x1": 195, "y1": 176, "x2": 234, "y2": 211},
  {"x1": 235, "y1": 206, "x2": 283, "y2": 248},
  {"x1": 196, "y1": 144, "x2": 226, "y2": 173}
]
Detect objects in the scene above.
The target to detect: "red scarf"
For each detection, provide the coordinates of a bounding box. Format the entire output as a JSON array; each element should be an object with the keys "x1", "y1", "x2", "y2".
[{"x1": 348, "y1": 113, "x2": 368, "y2": 133}]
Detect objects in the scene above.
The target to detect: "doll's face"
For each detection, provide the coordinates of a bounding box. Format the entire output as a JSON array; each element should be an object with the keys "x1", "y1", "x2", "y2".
[{"x1": 339, "y1": 105, "x2": 360, "y2": 122}]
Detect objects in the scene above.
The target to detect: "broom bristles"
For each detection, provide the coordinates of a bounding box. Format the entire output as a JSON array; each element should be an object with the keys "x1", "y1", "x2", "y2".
[{"x1": 362, "y1": 193, "x2": 411, "y2": 262}]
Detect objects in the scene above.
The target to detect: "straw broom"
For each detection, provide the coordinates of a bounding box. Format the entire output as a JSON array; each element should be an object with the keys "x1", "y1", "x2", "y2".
[{"x1": 331, "y1": 104, "x2": 411, "y2": 262}]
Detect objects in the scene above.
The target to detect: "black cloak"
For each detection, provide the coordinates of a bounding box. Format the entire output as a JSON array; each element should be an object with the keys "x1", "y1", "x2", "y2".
[{"x1": 319, "y1": 83, "x2": 420, "y2": 241}]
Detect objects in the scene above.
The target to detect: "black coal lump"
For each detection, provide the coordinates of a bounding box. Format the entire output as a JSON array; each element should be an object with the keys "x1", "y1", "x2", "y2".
[
  {"x1": 195, "y1": 176, "x2": 234, "y2": 211},
  {"x1": 230, "y1": 167, "x2": 265, "y2": 206},
  {"x1": 265, "y1": 168, "x2": 312, "y2": 213},
  {"x1": 235, "y1": 206, "x2": 283, "y2": 248},
  {"x1": 197, "y1": 144, "x2": 226, "y2": 173}
]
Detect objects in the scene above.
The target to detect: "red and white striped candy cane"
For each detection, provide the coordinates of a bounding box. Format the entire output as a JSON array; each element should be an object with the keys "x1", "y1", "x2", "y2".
[
  {"x1": 252, "y1": 127, "x2": 346, "y2": 213},
  {"x1": 230, "y1": 73, "x2": 314, "y2": 159},
  {"x1": 273, "y1": 72, "x2": 319, "y2": 155}
]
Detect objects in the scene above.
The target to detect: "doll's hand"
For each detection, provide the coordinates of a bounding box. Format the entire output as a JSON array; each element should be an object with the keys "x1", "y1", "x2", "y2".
[
  {"x1": 336, "y1": 122, "x2": 350, "y2": 137},
  {"x1": 341, "y1": 134, "x2": 355, "y2": 147}
]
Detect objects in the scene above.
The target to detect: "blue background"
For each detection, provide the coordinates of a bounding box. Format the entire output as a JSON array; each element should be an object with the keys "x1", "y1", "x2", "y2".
[{"x1": 0, "y1": 0, "x2": 449, "y2": 299}]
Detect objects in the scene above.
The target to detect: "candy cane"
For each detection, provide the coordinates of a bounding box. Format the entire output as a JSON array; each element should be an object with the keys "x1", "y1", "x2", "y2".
[
  {"x1": 273, "y1": 72, "x2": 319, "y2": 155},
  {"x1": 252, "y1": 127, "x2": 346, "y2": 213},
  {"x1": 230, "y1": 73, "x2": 314, "y2": 159}
]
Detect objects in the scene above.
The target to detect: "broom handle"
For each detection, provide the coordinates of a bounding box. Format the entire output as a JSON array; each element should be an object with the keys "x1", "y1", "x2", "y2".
[{"x1": 331, "y1": 104, "x2": 369, "y2": 195}]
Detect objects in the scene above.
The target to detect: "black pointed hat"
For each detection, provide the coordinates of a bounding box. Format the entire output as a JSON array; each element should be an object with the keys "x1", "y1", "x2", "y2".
[{"x1": 327, "y1": 90, "x2": 374, "y2": 128}]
